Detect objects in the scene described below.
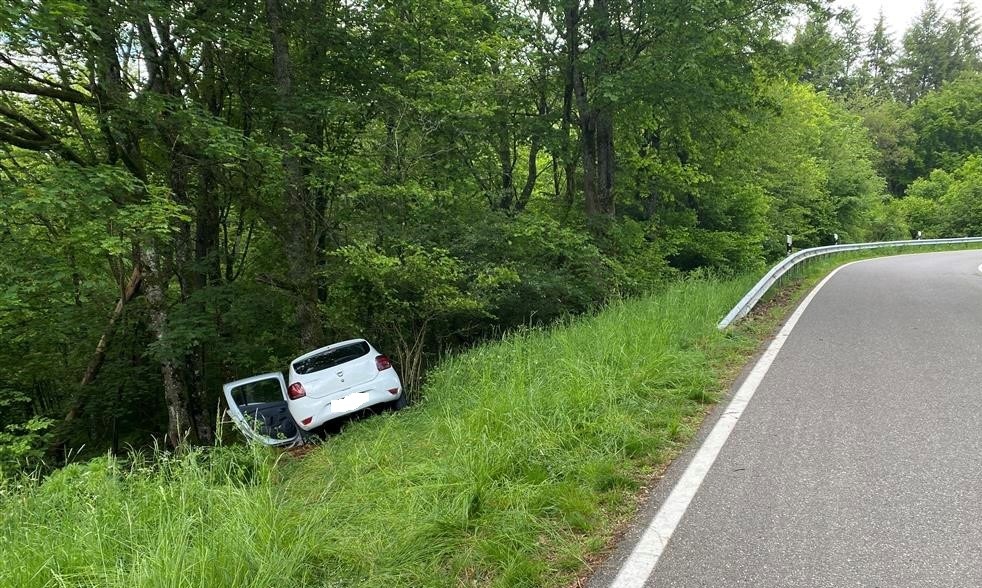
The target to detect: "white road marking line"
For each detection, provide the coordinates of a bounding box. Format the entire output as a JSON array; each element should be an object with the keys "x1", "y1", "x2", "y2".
[{"x1": 608, "y1": 261, "x2": 861, "y2": 588}]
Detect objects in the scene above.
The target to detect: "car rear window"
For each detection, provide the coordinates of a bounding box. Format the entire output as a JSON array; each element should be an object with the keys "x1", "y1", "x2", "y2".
[{"x1": 293, "y1": 341, "x2": 371, "y2": 375}]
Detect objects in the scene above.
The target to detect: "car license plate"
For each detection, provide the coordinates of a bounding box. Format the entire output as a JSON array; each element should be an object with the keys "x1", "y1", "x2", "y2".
[{"x1": 331, "y1": 392, "x2": 369, "y2": 414}]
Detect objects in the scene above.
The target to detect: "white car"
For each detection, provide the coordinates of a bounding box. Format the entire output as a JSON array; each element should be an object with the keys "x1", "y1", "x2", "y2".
[{"x1": 223, "y1": 339, "x2": 404, "y2": 446}]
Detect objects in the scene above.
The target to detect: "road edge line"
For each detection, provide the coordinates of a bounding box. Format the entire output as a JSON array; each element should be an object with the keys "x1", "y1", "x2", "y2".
[{"x1": 608, "y1": 260, "x2": 862, "y2": 588}]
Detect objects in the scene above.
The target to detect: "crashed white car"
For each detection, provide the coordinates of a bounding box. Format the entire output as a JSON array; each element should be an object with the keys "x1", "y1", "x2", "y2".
[{"x1": 223, "y1": 339, "x2": 404, "y2": 445}]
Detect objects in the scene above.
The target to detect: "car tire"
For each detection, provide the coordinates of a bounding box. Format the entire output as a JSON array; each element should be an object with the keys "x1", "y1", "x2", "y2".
[
  {"x1": 298, "y1": 428, "x2": 321, "y2": 445},
  {"x1": 390, "y1": 391, "x2": 409, "y2": 411}
]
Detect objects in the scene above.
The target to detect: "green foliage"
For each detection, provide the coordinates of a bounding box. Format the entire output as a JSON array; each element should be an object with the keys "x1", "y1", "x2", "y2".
[
  {"x1": 855, "y1": 99, "x2": 917, "y2": 195},
  {"x1": 877, "y1": 156, "x2": 982, "y2": 239},
  {"x1": 791, "y1": 7, "x2": 866, "y2": 98},
  {"x1": 0, "y1": 417, "x2": 53, "y2": 479},
  {"x1": 790, "y1": 0, "x2": 981, "y2": 197},
  {"x1": 740, "y1": 83, "x2": 885, "y2": 253},
  {"x1": 0, "y1": 273, "x2": 761, "y2": 587},
  {"x1": 866, "y1": 10, "x2": 898, "y2": 98},
  {"x1": 3, "y1": 0, "x2": 982, "y2": 581},
  {"x1": 938, "y1": 156, "x2": 982, "y2": 236},
  {"x1": 907, "y1": 72, "x2": 982, "y2": 177},
  {"x1": 898, "y1": 0, "x2": 963, "y2": 103},
  {"x1": 4, "y1": 0, "x2": 973, "y2": 475},
  {"x1": 865, "y1": 197, "x2": 913, "y2": 241}
]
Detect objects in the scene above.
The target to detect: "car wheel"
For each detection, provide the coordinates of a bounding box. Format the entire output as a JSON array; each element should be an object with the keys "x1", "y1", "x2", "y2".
[
  {"x1": 298, "y1": 428, "x2": 321, "y2": 445},
  {"x1": 390, "y1": 391, "x2": 409, "y2": 411}
]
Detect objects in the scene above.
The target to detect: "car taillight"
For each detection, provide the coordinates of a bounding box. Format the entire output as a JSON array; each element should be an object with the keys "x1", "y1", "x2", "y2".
[
  {"x1": 375, "y1": 355, "x2": 392, "y2": 371},
  {"x1": 287, "y1": 382, "x2": 306, "y2": 400}
]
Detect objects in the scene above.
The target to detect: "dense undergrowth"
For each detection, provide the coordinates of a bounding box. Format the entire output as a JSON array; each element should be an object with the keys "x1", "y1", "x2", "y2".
[
  {"x1": 0, "y1": 274, "x2": 761, "y2": 588},
  {"x1": 5, "y1": 244, "x2": 982, "y2": 587}
]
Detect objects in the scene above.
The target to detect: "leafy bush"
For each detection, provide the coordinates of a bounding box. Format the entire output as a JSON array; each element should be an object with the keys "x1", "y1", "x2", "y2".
[
  {"x1": 0, "y1": 417, "x2": 53, "y2": 481},
  {"x1": 885, "y1": 156, "x2": 982, "y2": 239}
]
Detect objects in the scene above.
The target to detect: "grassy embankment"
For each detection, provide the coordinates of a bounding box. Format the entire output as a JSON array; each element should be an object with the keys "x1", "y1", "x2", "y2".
[{"x1": 1, "y1": 244, "x2": 979, "y2": 588}]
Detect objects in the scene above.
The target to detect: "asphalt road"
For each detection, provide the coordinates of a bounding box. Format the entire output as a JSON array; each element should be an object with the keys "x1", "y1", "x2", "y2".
[{"x1": 592, "y1": 250, "x2": 982, "y2": 588}]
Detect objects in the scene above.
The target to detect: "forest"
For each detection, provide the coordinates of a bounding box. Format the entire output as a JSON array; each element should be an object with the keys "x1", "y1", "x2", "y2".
[{"x1": 1, "y1": 0, "x2": 981, "y2": 475}]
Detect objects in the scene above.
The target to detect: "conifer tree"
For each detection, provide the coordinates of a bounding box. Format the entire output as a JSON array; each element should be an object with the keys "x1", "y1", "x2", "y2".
[
  {"x1": 898, "y1": 0, "x2": 958, "y2": 103},
  {"x1": 866, "y1": 10, "x2": 897, "y2": 98},
  {"x1": 951, "y1": 0, "x2": 981, "y2": 71}
]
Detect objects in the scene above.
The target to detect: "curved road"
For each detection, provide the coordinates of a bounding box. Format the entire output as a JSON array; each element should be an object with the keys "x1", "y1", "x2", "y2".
[{"x1": 592, "y1": 250, "x2": 982, "y2": 587}]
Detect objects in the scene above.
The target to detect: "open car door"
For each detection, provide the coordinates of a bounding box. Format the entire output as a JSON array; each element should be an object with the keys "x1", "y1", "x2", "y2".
[{"x1": 223, "y1": 373, "x2": 301, "y2": 446}]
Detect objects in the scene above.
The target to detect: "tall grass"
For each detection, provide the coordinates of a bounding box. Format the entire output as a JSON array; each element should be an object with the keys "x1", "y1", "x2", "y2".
[{"x1": 0, "y1": 275, "x2": 761, "y2": 588}]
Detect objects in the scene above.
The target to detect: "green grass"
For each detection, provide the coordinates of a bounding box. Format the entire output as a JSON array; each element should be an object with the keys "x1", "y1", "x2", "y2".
[
  {"x1": 0, "y1": 275, "x2": 762, "y2": 588},
  {"x1": 2, "y1": 244, "x2": 978, "y2": 588}
]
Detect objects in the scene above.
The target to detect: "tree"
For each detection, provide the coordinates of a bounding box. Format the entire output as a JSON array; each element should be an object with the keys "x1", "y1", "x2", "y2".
[
  {"x1": 937, "y1": 156, "x2": 982, "y2": 236},
  {"x1": 552, "y1": 0, "x2": 804, "y2": 227},
  {"x1": 897, "y1": 156, "x2": 982, "y2": 237},
  {"x1": 855, "y1": 99, "x2": 916, "y2": 195},
  {"x1": 748, "y1": 83, "x2": 884, "y2": 253},
  {"x1": 951, "y1": 0, "x2": 982, "y2": 71},
  {"x1": 261, "y1": 0, "x2": 325, "y2": 349},
  {"x1": 0, "y1": 0, "x2": 209, "y2": 446},
  {"x1": 838, "y1": 9, "x2": 867, "y2": 97},
  {"x1": 907, "y1": 72, "x2": 982, "y2": 178},
  {"x1": 897, "y1": 0, "x2": 959, "y2": 103},
  {"x1": 4, "y1": 0, "x2": 895, "y2": 466},
  {"x1": 791, "y1": 7, "x2": 865, "y2": 97},
  {"x1": 866, "y1": 10, "x2": 898, "y2": 98}
]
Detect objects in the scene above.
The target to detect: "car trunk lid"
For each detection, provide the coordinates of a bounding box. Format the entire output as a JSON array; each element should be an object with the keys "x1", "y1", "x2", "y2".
[{"x1": 291, "y1": 340, "x2": 379, "y2": 399}]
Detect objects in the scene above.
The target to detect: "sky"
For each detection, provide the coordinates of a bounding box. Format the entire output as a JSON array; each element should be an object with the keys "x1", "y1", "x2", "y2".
[{"x1": 835, "y1": 0, "x2": 982, "y2": 35}]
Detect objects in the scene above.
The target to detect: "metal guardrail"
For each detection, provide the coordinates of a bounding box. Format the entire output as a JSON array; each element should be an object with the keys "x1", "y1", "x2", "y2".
[{"x1": 717, "y1": 236, "x2": 982, "y2": 330}]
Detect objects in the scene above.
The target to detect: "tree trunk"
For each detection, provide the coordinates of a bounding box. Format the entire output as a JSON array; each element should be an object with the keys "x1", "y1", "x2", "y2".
[
  {"x1": 141, "y1": 247, "x2": 196, "y2": 447},
  {"x1": 570, "y1": 0, "x2": 616, "y2": 223},
  {"x1": 80, "y1": 265, "x2": 143, "y2": 387},
  {"x1": 496, "y1": 126, "x2": 515, "y2": 210},
  {"x1": 515, "y1": 86, "x2": 547, "y2": 212},
  {"x1": 516, "y1": 138, "x2": 540, "y2": 212},
  {"x1": 187, "y1": 167, "x2": 220, "y2": 445},
  {"x1": 562, "y1": 0, "x2": 579, "y2": 207},
  {"x1": 265, "y1": 0, "x2": 324, "y2": 349},
  {"x1": 51, "y1": 264, "x2": 143, "y2": 453},
  {"x1": 91, "y1": 0, "x2": 196, "y2": 447},
  {"x1": 194, "y1": 171, "x2": 222, "y2": 289},
  {"x1": 595, "y1": 109, "x2": 615, "y2": 216},
  {"x1": 578, "y1": 103, "x2": 600, "y2": 215},
  {"x1": 575, "y1": 97, "x2": 615, "y2": 220}
]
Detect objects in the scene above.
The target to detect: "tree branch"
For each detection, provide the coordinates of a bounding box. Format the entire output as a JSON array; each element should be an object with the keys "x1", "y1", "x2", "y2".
[
  {"x1": 0, "y1": 105, "x2": 88, "y2": 165},
  {"x1": 0, "y1": 79, "x2": 94, "y2": 105},
  {"x1": 0, "y1": 52, "x2": 94, "y2": 105}
]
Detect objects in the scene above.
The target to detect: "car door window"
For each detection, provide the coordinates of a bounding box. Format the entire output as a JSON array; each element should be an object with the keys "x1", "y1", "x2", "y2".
[
  {"x1": 232, "y1": 378, "x2": 285, "y2": 405},
  {"x1": 223, "y1": 373, "x2": 299, "y2": 446}
]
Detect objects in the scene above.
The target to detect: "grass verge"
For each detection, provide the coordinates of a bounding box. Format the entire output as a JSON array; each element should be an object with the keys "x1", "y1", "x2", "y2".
[{"x1": 1, "y1": 245, "x2": 979, "y2": 588}]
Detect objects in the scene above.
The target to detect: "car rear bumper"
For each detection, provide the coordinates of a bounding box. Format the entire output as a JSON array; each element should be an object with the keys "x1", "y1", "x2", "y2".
[{"x1": 288, "y1": 371, "x2": 402, "y2": 430}]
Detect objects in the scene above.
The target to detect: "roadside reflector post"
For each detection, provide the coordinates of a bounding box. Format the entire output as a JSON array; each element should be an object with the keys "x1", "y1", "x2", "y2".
[
  {"x1": 917, "y1": 230, "x2": 923, "y2": 240},
  {"x1": 833, "y1": 232, "x2": 839, "y2": 245},
  {"x1": 786, "y1": 234, "x2": 793, "y2": 256}
]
